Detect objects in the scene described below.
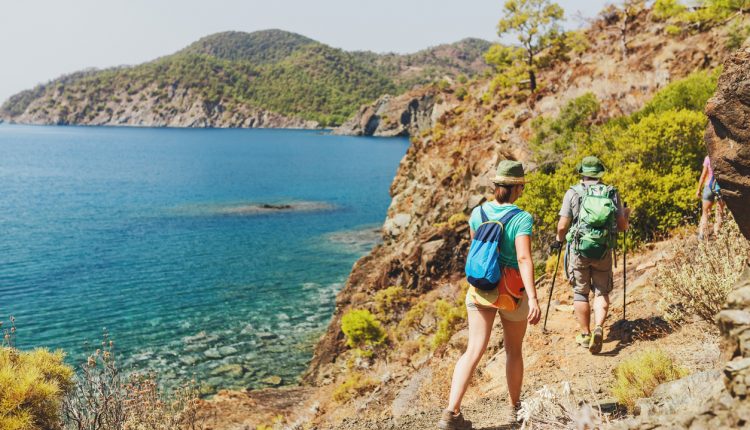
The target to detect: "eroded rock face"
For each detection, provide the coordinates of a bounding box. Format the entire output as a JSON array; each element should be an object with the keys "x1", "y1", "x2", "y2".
[
  {"x1": 705, "y1": 47, "x2": 750, "y2": 241},
  {"x1": 332, "y1": 88, "x2": 441, "y2": 137}
]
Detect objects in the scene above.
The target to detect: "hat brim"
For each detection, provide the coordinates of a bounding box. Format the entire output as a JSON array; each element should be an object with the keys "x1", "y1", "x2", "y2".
[
  {"x1": 579, "y1": 170, "x2": 605, "y2": 178},
  {"x1": 491, "y1": 176, "x2": 528, "y2": 185}
]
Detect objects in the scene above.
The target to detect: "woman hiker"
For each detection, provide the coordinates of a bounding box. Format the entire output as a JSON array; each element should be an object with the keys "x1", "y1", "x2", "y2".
[
  {"x1": 697, "y1": 155, "x2": 725, "y2": 240},
  {"x1": 438, "y1": 160, "x2": 541, "y2": 430}
]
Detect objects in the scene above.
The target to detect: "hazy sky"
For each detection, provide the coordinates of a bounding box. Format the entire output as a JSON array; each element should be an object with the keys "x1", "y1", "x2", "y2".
[{"x1": 0, "y1": 0, "x2": 610, "y2": 103}]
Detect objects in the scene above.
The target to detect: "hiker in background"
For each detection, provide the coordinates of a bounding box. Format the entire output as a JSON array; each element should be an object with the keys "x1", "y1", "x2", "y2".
[
  {"x1": 551, "y1": 156, "x2": 629, "y2": 355},
  {"x1": 439, "y1": 160, "x2": 541, "y2": 430},
  {"x1": 696, "y1": 155, "x2": 725, "y2": 240}
]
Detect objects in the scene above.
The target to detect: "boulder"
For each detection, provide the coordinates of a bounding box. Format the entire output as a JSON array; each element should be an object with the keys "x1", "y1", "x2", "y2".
[{"x1": 705, "y1": 47, "x2": 750, "y2": 241}]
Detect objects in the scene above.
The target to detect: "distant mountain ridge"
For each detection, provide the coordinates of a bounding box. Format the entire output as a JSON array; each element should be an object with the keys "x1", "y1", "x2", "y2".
[{"x1": 0, "y1": 30, "x2": 491, "y2": 128}]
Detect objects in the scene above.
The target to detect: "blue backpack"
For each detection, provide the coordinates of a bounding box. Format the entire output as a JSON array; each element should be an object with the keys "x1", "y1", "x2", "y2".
[{"x1": 465, "y1": 205, "x2": 522, "y2": 290}]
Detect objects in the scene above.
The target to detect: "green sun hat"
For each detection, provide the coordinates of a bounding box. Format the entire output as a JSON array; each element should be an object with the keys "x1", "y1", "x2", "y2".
[
  {"x1": 577, "y1": 156, "x2": 607, "y2": 178},
  {"x1": 492, "y1": 160, "x2": 527, "y2": 185}
]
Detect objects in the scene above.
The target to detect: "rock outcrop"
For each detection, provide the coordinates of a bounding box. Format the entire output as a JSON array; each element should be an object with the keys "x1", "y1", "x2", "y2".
[
  {"x1": 701, "y1": 45, "x2": 750, "y2": 429},
  {"x1": 333, "y1": 88, "x2": 451, "y2": 137},
  {"x1": 705, "y1": 47, "x2": 750, "y2": 240}
]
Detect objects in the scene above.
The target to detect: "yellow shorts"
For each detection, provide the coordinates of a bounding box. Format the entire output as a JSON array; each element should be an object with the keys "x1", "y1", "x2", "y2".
[{"x1": 465, "y1": 291, "x2": 529, "y2": 322}]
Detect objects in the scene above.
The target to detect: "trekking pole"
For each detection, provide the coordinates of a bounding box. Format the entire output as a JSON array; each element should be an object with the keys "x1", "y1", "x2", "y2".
[
  {"x1": 622, "y1": 202, "x2": 628, "y2": 321},
  {"x1": 543, "y1": 246, "x2": 563, "y2": 333}
]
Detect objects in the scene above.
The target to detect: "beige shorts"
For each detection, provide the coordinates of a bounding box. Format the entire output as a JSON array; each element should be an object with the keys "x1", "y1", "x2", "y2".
[
  {"x1": 465, "y1": 291, "x2": 529, "y2": 322},
  {"x1": 568, "y1": 250, "x2": 613, "y2": 302}
]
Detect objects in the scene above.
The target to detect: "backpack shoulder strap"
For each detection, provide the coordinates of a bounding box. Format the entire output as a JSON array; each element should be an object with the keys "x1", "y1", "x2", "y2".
[
  {"x1": 478, "y1": 205, "x2": 489, "y2": 223},
  {"x1": 498, "y1": 208, "x2": 522, "y2": 227},
  {"x1": 571, "y1": 184, "x2": 586, "y2": 199}
]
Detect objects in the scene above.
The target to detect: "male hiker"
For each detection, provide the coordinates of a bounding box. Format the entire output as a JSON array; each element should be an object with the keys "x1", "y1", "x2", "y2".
[{"x1": 551, "y1": 156, "x2": 630, "y2": 354}]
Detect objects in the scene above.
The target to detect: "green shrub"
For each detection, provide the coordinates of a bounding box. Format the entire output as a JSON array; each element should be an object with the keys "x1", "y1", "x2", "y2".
[
  {"x1": 447, "y1": 213, "x2": 469, "y2": 228},
  {"x1": 373, "y1": 286, "x2": 408, "y2": 317},
  {"x1": 665, "y1": 24, "x2": 683, "y2": 36},
  {"x1": 341, "y1": 309, "x2": 386, "y2": 349},
  {"x1": 332, "y1": 372, "x2": 377, "y2": 402},
  {"x1": 396, "y1": 302, "x2": 428, "y2": 340},
  {"x1": 431, "y1": 298, "x2": 467, "y2": 349},
  {"x1": 517, "y1": 71, "x2": 717, "y2": 246},
  {"x1": 602, "y1": 109, "x2": 707, "y2": 240},
  {"x1": 565, "y1": 30, "x2": 590, "y2": 55},
  {"x1": 611, "y1": 349, "x2": 687, "y2": 412},
  {"x1": 529, "y1": 93, "x2": 600, "y2": 172},
  {"x1": 726, "y1": 18, "x2": 750, "y2": 50},
  {"x1": 634, "y1": 69, "x2": 719, "y2": 121},
  {"x1": 653, "y1": 0, "x2": 687, "y2": 21},
  {"x1": 455, "y1": 86, "x2": 468, "y2": 101},
  {"x1": 0, "y1": 347, "x2": 74, "y2": 430}
]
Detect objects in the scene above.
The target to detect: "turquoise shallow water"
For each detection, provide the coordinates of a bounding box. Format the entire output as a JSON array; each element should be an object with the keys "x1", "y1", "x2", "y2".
[{"x1": 0, "y1": 124, "x2": 408, "y2": 393}]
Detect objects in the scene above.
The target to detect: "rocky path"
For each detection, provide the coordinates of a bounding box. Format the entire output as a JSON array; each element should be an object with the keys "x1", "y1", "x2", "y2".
[{"x1": 327, "y1": 236, "x2": 723, "y2": 430}]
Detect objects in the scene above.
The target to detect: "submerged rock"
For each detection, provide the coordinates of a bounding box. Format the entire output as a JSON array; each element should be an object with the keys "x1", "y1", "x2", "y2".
[
  {"x1": 218, "y1": 346, "x2": 238, "y2": 357},
  {"x1": 261, "y1": 375, "x2": 283, "y2": 386},
  {"x1": 210, "y1": 363, "x2": 247, "y2": 378},
  {"x1": 204, "y1": 348, "x2": 222, "y2": 359},
  {"x1": 179, "y1": 355, "x2": 200, "y2": 366}
]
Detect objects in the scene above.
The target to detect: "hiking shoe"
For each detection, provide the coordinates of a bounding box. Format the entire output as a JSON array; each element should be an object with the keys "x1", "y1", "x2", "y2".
[
  {"x1": 510, "y1": 402, "x2": 523, "y2": 423},
  {"x1": 575, "y1": 333, "x2": 591, "y2": 348},
  {"x1": 589, "y1": 326, "x2": 603, "y2": 354},
  {"x1": 437, "y1": 409, "x2": 472, "y2": 430}
]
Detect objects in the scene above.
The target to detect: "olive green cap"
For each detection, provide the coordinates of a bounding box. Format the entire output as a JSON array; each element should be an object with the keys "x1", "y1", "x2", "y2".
[
  {"x1": 577, "y1": 156, "x2": 606, "y2": 178},
  {"x1": 492, "y1": 160, "x2": 527, "y2": 185}
]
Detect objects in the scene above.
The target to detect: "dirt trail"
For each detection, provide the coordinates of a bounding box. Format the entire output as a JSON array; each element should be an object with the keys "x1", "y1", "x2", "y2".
[{"x1": 327, "y1": 236, "x2": 723, "y2": 430}]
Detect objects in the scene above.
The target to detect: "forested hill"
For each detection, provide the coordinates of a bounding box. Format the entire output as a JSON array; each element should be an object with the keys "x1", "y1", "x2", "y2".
[{"x1": 0, "y1": 30, "x2": 491, "y2": 128}]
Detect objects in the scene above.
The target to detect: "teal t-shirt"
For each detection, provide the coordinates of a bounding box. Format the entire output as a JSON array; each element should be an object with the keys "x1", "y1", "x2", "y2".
[{"x1": 468, "y1": 202, "x2": 533, "y2": 269}]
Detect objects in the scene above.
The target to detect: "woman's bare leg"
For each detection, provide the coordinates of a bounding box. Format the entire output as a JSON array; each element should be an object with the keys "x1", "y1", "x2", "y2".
[
  {"x1": 501, "y1": 317, "x2": 528, "y2": 407},
  {"x1": 714, "y1": 199, "x2": 725, "y2": 236},
  {"x1": 447, "y1": 308, "x2": 496, "y2": 413},
  {"x1": 699, "y1": 199, "x2": 713, "y2": 239}
]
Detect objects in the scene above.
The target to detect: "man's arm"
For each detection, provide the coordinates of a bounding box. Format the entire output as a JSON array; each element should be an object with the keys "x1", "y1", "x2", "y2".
[{"x1": 557, "y1": 216, "x2": 571, "y2": 242}]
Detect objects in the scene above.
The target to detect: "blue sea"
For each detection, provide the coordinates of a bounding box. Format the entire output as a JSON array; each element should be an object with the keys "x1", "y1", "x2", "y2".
[{"x1": 0, "y1": 124, "x2": 408, "y2": 393}]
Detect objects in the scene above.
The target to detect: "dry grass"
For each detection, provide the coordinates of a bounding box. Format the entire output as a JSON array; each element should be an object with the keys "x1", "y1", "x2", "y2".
[
  {"x1": 518, "y1": 381, "x2": 611, "y2": 429},
  {"x1": 417, "y1": 362, "x2": 455, "y2": 407},
  {"x1": 610, "y1": 348, "x2": 687, "y2": 413},
  {"x1": 63, "y1": 334, "x2": 205, "y2": 430},
  {"x1": 656, "y1": 217, "x2": 749, "y2": 324}
]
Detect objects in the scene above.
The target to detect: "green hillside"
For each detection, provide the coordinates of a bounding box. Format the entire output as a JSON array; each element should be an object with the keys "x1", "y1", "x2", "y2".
[
  {"x1": 1, "y1": 30, "x2": 491, "y2": 127},
  {"x1": 179, "y1": 30, "x2": 318, "y2": 63}
]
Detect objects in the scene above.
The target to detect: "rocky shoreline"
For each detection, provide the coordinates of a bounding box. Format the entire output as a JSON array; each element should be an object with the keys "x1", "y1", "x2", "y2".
[
  {"x1": 0, "y1": 88, "x2": 443, "y2": 136},
  {"x1": 0, "y1": 90, "x2": 320, "y2": 129}
]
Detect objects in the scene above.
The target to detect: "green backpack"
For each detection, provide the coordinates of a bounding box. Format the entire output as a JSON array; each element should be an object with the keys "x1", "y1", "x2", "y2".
[{"x1": 566, "y1": 184, "x2": 617, "y2": 259}]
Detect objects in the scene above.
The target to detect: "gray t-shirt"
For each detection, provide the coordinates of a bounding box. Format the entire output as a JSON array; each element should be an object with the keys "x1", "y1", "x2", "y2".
[{"x1": 559, "y1": 179, "x2": 623, "y2": 220}]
